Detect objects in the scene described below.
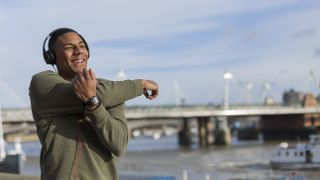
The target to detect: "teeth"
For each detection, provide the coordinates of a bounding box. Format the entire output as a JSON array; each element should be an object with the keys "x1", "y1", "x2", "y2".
[{"x1": 73, "y1": 59, "x2": 84, "y2": 63}]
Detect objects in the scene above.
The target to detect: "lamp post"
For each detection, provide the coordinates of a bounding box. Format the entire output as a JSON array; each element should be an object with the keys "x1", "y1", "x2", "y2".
[
  {"x1": 245, "y1": 82, "x2": 253, "y2": 105},
  {"x1": 223, "y1": 71, "x2": 233, "y2": 109}
]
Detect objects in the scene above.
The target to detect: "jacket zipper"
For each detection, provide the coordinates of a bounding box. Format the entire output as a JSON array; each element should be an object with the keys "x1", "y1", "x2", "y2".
[{"x1": 72, "y1": 121, "x2": 84, "y2": 180}]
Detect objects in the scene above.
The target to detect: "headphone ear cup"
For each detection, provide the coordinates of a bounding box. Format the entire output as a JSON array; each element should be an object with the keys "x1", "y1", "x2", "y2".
[
  {"x1": 48, "y1": 51, "x2": 56, "y2": 64},
  {"x1": 44, "y1": 50, "x2": 56, "y2": 65}
]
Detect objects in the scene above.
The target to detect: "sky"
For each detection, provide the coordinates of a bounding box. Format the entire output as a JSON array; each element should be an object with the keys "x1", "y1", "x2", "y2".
[{"x1": 0, "y1": 0, "x2": 319, "y2": 108}]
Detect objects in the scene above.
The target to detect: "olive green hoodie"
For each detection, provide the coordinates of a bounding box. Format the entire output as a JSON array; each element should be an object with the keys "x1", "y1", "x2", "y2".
[{"x1": 29, "y1": 70, "x2": 143, "y2": 180}]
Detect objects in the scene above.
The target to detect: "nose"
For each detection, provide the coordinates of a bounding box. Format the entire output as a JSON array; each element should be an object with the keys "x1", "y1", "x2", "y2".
[{"x1": 73, "y1": 45, "x2": 82, "y2": 54}]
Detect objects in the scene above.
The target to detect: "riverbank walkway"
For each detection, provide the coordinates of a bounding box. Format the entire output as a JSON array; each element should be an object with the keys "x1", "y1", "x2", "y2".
[
  {"x1": 0, "y1": 173, "x2": 175, "y2": 180},
  {"x1": 0, "y1": 173, "x2": 39, "y2": 180}
]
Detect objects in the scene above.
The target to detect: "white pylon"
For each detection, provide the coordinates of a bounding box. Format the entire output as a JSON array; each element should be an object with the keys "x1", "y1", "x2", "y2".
[
  {"x1": 245, "y1": 82, "x2": 253, "y2": 104},
  {"x1": 261, "y1": 82, "x2": 271, "y2": 103},
  {"x1": 223, "y1": 70, "x2": 233, "y2": 109},
  {"x1": 173, "y1": 79, "x2": 182, "y2": 106},
  {"x1": 310, "y1": 70, "x2": 320, "y2": 96}
]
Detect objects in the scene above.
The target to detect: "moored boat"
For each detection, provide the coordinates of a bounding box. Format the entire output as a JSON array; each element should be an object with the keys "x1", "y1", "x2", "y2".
[
  {"x1": 270, "y1": 134, "x2": 320, "y2": 170},
  {"x1": 0, "y1": 105, "x2": 25, "y2": 174}
]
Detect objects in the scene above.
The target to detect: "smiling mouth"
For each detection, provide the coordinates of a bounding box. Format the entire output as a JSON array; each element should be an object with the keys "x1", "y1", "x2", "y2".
[{"x1": 71, "y1": 59, "x2": 85, "y2": 64}]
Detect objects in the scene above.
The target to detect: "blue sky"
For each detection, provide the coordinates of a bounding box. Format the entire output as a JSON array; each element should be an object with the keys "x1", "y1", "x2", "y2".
[{"x1": 0, "y1": 0, "x2": 319, "y2": 107}]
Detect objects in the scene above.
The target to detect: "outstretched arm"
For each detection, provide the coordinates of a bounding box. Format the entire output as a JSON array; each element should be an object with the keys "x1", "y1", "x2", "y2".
[
  {"x1": 29, "y1": 70, "x2": 151, "y2": 118},
  {"x1": 71, "y1": 69, "x2": 159, "y2": 109}
]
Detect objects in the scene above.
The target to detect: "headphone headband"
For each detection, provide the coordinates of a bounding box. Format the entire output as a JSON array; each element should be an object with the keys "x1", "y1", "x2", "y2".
[{"x1": 42, "y1": 28, "x2": 90, "y2": 65}]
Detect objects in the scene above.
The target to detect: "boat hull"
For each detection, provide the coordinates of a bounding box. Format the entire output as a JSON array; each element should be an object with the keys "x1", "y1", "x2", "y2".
[
  {"x1": 262, "y1": 128, "x2": 320, "y2": 140},
  {"x1": 270, "y1": 162, "x2": 320, "y2": 170},
  {"x1": 0, "y1": 154, "x2": 23, "y2": 174}
]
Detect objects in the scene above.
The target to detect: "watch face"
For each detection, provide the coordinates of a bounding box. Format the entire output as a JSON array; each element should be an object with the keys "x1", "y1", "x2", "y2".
[
  {"x1": 85, "y1": 96, "x2": 99, "y2": 106},
  {"x1": 92, "y1": 96, "x2": 99, "y2": 105}
]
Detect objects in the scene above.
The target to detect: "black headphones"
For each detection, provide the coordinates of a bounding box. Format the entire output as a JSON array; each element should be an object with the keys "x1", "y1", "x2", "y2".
[{"x1": 42, "y1": 27, "x2": 90, "y2": 65}]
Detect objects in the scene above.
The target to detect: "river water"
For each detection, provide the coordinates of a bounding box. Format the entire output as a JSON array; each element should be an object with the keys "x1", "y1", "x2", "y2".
[{"x1": 7, "y1": 135, "x2": 320, "y2": 180}]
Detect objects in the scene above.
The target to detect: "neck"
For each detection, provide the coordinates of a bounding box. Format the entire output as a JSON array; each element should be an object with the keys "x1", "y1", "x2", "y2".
[{"x1": 57, "y1": 70, "x2": 74, "y2": 81}]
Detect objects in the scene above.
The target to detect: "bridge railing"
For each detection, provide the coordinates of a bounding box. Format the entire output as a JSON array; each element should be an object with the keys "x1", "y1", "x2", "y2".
[{"x1": 1, "y1": 105, "x2": 320, "y2": 123}]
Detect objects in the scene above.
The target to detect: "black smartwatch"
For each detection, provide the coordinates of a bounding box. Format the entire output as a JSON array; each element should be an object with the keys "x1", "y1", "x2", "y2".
[{"x1": 83, "y1": 96, "x2": 100, "y2": 106}]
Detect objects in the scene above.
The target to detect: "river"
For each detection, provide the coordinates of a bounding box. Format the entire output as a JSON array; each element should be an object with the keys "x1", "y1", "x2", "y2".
[{"x1": 6, "y1": 135, "x2": 320, "y2": 180}]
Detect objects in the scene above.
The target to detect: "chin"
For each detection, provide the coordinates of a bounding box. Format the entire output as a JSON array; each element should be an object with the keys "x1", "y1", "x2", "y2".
[{"x1": 74, "y1": 67, "x2": 86, "y2": 73}]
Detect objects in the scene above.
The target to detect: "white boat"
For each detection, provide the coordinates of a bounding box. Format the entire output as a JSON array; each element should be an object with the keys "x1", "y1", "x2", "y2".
[{"x1": 270, "y1": 134, "x2": 320, "y2": 170}]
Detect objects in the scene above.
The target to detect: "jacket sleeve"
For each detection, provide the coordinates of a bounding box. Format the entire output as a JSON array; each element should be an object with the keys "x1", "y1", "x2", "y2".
[
  {"x1": 85, "y1": 103, "x2": 128, "y2": 156},
  {"x1": 29, "y1": 71, "x2": 143, "y2": 118},
  {"x1": 96, "y1": 78, "x2": 144, "y2": 108},
  {"x1": 29, "y1": 71, "x2": 83, "y2": 118}
]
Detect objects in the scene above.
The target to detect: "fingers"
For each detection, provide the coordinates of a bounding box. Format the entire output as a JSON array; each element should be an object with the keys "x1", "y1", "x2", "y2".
[
  {"x1": 72, "y1": 72, "x2": 86, "y2": 89},
  {"x1": 71, "y1": 76, "x2": 84, "y2": 95},
  {"x1": 74, "y1": 69, "x2": 95, "y2": 84},
  {"x1": 70, "y1": 69, "x2": 97, "y2": 102},
  {"x1": 143, "y1": 88, "x2": 159, "y2": 100},
  {"x1": 91, "y1": 69, "x2": 96, "y2": 81},
  {"x1": 143, "y1": 89, "x2": 149, "y2": 99},
  {"x1": 81, "y1": 68, "x2": 94, "y2": 81},
  {"x1": 88, "y1": 68, "x2": 96, "y2": 81},
  {"x1": 78, "y1": 72, "x2": 86, "y2": 82},
  {"x1": 148, "y1": 91, "x2": 158, "y2": 100},
  {"x1": 82, "y1": 68, "x2": 87, "y2": 79},
  {"x1": 142, "y1": 80, "x2": 159, "y2": 100},
  {"x1": 151, "y1": 89, "x2": 159, "y2": 99},
  {"x1": 88, "y1": 69, "x2": 93, "y2": 79}
]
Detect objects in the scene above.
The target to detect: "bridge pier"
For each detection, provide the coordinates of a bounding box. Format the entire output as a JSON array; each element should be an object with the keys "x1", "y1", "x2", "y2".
[
  {"x1": 178, "y1": 118, "x2": 192, "y2": 146},
  {"x1": 197, "y1": 117, "x2": 213, "y2": 147},
  {"x1": 196, "y1": 116, "x2": 231, "y2": 147},
  {"x1": 179, "y1": 116, "x2": 231, "y2": 147},
  {"x1": 213, "y1": 117, "x2": 231, "y2": 145}
]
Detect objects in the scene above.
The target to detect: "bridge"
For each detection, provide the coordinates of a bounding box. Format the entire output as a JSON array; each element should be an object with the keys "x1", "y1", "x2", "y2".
[
  {"x1": 2, "y1": 105, "x2": 320, "y2": 122},
  {"x1": 1, "y1": 105, "x2": 320, "y2": 146}
]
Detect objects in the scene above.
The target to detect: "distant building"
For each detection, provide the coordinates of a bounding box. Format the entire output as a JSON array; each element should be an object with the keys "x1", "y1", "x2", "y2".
[
  {"x1": 282, "y1": 89, "x2": 304, "y2": 106},
  {"x1": 264, "y1": 96, "x2": 276, "y2": 106},
  {"x1": 261, "y1": 91, "x2": 320, "y2": 140},
  {"x1": 317, "y1": 95, "x2": 320, "y2": 104}
]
